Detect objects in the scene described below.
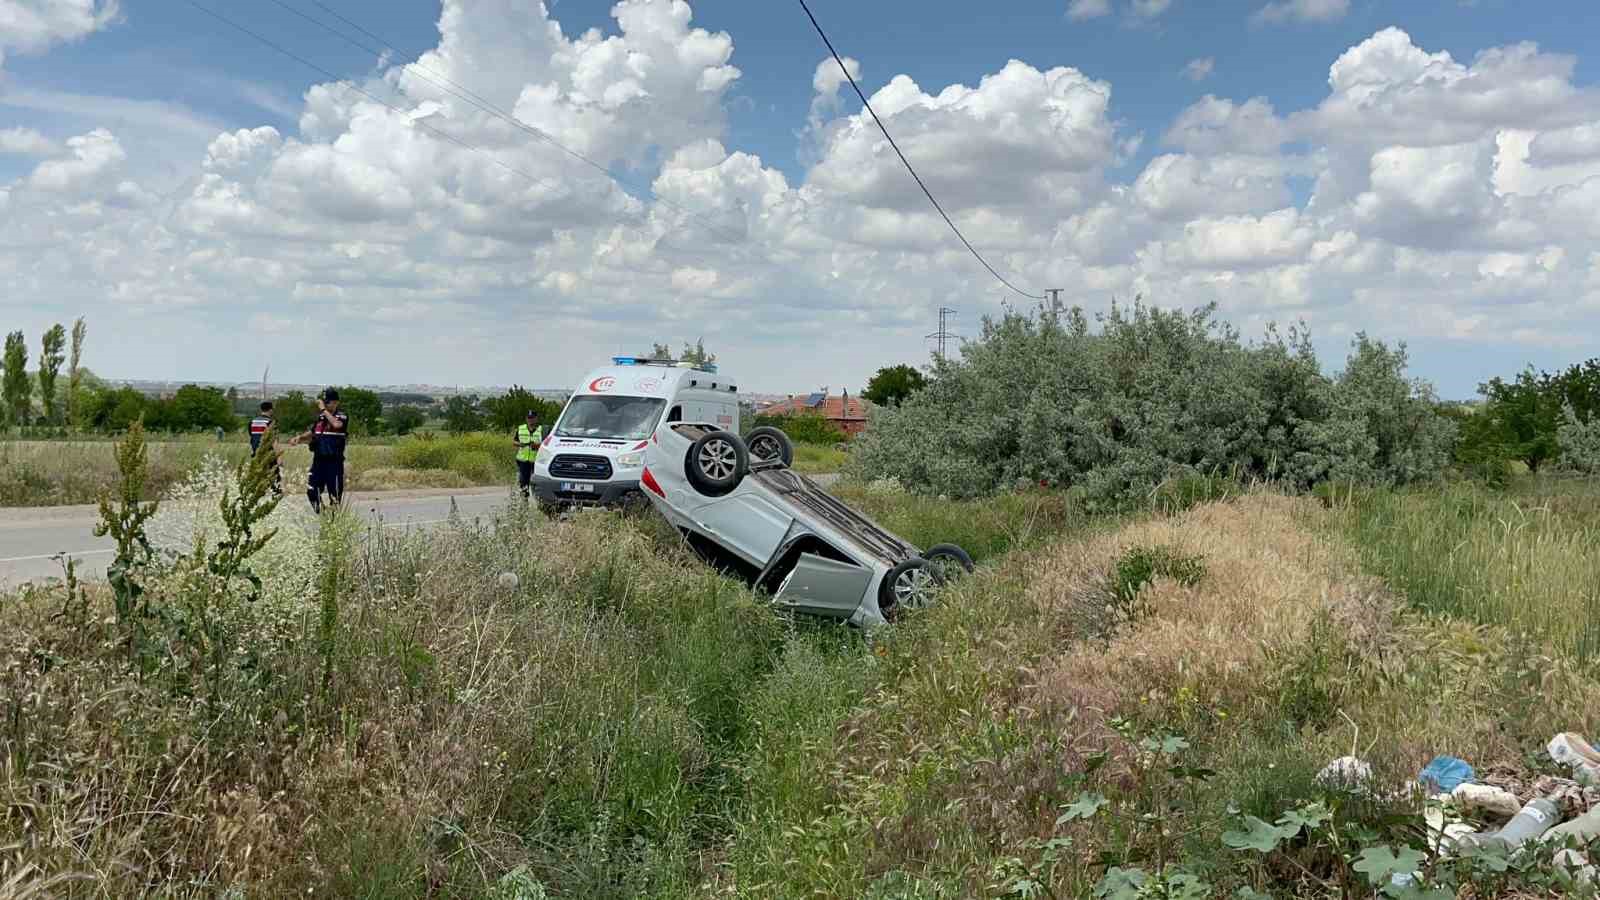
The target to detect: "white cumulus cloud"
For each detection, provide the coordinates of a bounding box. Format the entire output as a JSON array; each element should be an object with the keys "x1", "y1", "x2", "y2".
[
  {"x1": 1066, "y1": 0, "x2": 1112, "y2": 20},
  {"x1": 4, "y1": 6, "x2": 1600, "y2": 396},
  {"x1": 0, "y1": 0, "x2": 120, "y2": 69},
  {"x1": 1253, "y1": 0, "x2": 1350, "y2": 25},
  {"x1": 0, "y1": 125, "x2": 56, "y2": 155}
]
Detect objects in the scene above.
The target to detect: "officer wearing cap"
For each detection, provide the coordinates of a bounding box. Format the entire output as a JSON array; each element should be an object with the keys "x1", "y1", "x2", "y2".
[
  {"x1": 515, "y1": 409, "x2": 544, "y2": 499},
  {"x1": 288, "y1": 388, "x2": 349, "y2": 513}
]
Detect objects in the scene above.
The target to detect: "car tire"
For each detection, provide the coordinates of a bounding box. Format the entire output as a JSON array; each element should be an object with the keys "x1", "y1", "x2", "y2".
[
  {"x1": 746, "y1": 426, "x2": 795, "y2": 467},
  {"x1": 923, "y1": 543, "x2": 975, "y2": 582},
  {"x1": 686, "y1": 430, "x2": 749, "y2": 496},
  {"x1": 879, "y1": 557, "x2": 938, "y2": 621}
]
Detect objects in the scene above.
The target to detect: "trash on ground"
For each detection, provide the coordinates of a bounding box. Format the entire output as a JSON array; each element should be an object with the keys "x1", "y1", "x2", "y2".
[
  {"x1": 1452, "y1": 783, "x2": 1524, "y2": 819},
  {"x1": 1316, "y1": 755, "x2": 1372, "y2": 790},
  {"x1": 1419, "y1": 755, "x2": 1476, "y2": 793},
  {"x1": 1480, "y1": 763, "x2": 1600, "y2": 818},
  {"x1": 1455, "y1": 798, "x2": 1560, "y2": 854},
  {"x1": 1548, "y1": 806, "x2": 1600, "y2": 845},
  {"x1": 1552, "y1": 848, "x2": 1598, "y2": 884},
  {"x1": 1424, "y1": 799, "x2": 1478, "y2": 853},
  {"x1": 1549, "y1": 733, "x2": 1600, "y2": 785}
]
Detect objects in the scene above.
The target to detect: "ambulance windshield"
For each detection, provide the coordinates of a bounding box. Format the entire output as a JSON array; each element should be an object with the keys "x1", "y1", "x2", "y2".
[{"x1": 554, "y1": 396, "x2": 666, "y2": 440}]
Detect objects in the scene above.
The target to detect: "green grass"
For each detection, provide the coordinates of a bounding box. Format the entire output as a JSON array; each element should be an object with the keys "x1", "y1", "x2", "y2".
[
  {"x1": 0, "y1": 470, "x2": 1091, "y2": 897},
  {"x1": 0, "y1": 432, "x2": 522, "y2": 506},
  {"x1": 1327, "y1": 475, "x2": 1600, "y2": 660},
  {"x1": 12, "y1": 465, "x2": 1600, "y2": 897},
  {"x1": 790, "y1": 441, "x2": 848, "y2": 474}
]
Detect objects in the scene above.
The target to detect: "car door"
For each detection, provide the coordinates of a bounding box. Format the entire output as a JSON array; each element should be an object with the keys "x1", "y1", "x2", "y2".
[
  {"x1": 692, "y1": 493, "x2": 794, "y2": 566},
  {"x1": 773, "y1": 553, "x2": 873, "y2": 619}
]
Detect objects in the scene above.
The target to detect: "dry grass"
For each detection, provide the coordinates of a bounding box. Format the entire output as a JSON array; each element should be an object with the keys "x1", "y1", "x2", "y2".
[
  {"x1": 0, "y1": 438, "x2": 508, "y2": 506},
  {"x1": 10, "y1": 476, "x2": 1600, "y2": 897},
  {"x1": 720, "y1": 491, "x2": 1600, "y2": 897}
]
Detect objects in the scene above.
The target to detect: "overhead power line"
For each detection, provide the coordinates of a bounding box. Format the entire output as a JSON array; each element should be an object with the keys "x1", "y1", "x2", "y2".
[{"x1": 795, "y1": 0, "x2": 1044, "y2": 302}]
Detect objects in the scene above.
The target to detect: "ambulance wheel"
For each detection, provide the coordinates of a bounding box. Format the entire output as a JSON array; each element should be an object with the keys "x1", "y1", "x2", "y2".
[
  {"x1": 687, "y1": 430, "x2": 748, "y2": 496},
  {"x1": 746, "y1": 426, "x2": 794, "y2": 467}
]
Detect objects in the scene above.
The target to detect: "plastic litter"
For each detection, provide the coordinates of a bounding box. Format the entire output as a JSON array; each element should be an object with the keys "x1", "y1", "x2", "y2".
[
  {"x1": 1452, "y1": 783, "x2": 1524, "y2": 819},
  {"x1": 1424, "y1": 798, "x2": 1478, "y2": 853},
  {"x1": 1549, "y1": 733, "x2": 1600, "y2": 786},
  {"x1": 1457, "y1": 798, "x2": 1561, "y2": 854},
  {"x1": 1553, "y1": 848, "x2": 1597, "y2": 884},
  {"x1": 497, "y1": 571, "x2": 521, "y2": 590},
  {"x1": 1418, "y1": 755, "x2": 1475, "y2": 794},
  {"x1": 1548, "y1": 806, "x2": 1600, "y2": 846},
  {"x1": 1316, "y1": 756, "x2": 1372, "y2": 790}
]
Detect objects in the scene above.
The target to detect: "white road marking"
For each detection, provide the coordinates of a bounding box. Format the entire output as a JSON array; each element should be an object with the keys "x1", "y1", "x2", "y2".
[{"x1": 0, "y1": 548, "x2": 114, "y2": 564}]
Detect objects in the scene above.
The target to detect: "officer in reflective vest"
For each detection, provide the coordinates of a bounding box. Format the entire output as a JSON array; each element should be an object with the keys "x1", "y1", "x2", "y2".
[
  {"x1": 288, "y1": 388, "x2": 348, "y2": 513},
  {"x1": 515, "y1": 410, "x2": 543, "y2": 499}
]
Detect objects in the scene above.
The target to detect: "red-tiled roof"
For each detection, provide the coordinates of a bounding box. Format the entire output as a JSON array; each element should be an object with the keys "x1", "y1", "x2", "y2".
[{"x1": 763, "y1": 393, "x2": 869, "y2": 420}]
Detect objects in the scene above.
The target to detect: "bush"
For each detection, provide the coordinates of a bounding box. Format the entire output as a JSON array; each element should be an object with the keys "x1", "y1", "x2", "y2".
[
  {"x1": 393, "y1": 431, "x2": 515, "y2": 483},
  {"x1": 1558, "y1": 403, "x2": 1600, "y2": 474},
  {"x1": 851, "y1": 303, "x2": 1455, "y2": 506},
  {"x1": 752, "y1": 413, "x2": 845, "y2": 445}
]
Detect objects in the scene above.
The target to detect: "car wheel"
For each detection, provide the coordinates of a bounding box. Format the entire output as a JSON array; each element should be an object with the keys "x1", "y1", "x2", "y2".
[
  {"x1": 923, "y1": 543, "x2": 975, "y2": 583},
  {"x1": 879, "y1": 557, "x2": 939, "y2": 621},
  {"x1": 686, "y1": 430, "x2": 749, "y2": 496},
  {"x1": 746, "y1": 426, "x2": 795, "y2": 467}
]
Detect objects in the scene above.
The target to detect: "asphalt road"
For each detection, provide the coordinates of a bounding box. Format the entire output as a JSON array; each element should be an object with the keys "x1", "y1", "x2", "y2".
[
  {"x1": 0, "y1": 487, "x2": 513, "y2": 587},
  {"x1": 0, "y1": 473, "x2": 841, "y2": 587}
]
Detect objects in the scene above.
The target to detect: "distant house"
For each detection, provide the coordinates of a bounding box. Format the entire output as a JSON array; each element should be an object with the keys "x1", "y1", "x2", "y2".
[{"x1": 760, "y1": 388, "x2": 871, "y2": 436}]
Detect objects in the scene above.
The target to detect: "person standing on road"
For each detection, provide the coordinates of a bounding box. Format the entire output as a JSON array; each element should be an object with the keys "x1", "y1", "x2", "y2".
[
  {"x1": 515, "y1": 410, "x2": 544, "y2": 499},
  {"x1": 249, "y1": 401, "x2": 283, "y2": 496},
  {"x1": 288, "y1": 388, "x2": 348, "y2": 513}
]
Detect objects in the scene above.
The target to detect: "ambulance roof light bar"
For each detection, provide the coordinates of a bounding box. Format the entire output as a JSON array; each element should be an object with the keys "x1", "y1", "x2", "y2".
[{"x1": 612, "y1": 355, "x2": 716, "y2": 373}]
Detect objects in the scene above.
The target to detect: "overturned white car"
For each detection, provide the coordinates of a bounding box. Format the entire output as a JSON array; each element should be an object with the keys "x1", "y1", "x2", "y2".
[{"x1": 640, "y1": 422, "x2": 974, "y2": 627}]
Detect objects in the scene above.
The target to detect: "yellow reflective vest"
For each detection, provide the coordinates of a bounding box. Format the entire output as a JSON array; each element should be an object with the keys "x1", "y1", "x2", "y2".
[{"x1": 516, "y1": 423, "x2": 543, "y2": 463}]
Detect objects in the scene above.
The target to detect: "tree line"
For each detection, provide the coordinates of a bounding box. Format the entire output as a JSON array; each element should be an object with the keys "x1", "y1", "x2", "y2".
[
  {"x1": 853, "y1": 303, "x2": 1600, "y2": 505},
  {"x1": 2, "y1": 319, "x2": 87, "y2": 428}
]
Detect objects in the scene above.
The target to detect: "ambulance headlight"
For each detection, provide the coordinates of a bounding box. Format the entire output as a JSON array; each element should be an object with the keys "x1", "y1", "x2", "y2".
[
  {"x1": 616, "y1": 450, "x2": 645, "y2": 468},
  {"x1": 535, "y1": 442, "x2": 553, "y2": 463}
]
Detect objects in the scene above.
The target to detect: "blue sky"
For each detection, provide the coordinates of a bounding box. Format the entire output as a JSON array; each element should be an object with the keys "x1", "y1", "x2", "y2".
[
  {"x1": 3, "y1": 0, "x2": 1599, "y2": 396},
  {"x1": 15, "y1": 0, "x2": 1596, "y2": 185}
]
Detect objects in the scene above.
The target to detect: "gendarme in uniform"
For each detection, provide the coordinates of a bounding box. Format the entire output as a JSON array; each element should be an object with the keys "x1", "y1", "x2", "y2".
[{"x1": 304, "y1": 388, "x2": 348, "y2": 513}]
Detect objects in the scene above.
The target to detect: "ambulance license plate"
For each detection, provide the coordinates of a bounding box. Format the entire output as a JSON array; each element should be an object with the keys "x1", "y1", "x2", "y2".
[{"x1": 560, "y1": 482, "x2": 594, "y2": 493}]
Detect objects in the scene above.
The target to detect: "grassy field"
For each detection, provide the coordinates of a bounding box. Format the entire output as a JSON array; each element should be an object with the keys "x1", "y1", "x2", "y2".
[
  {"x1": 1, "y1": 433, "x2": 848, "y2": 507},
  {"x1": 4, "y1": 471, "x2": 1600, "y2": 896},
  {"x1": 1328, "y1": 476, "x2": 1600, "y2": 660}
]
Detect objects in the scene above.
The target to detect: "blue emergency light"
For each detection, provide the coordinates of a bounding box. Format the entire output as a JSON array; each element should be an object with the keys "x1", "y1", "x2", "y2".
[{"x1": 611, "y1": 354, "x2": 715, "y2": 372}]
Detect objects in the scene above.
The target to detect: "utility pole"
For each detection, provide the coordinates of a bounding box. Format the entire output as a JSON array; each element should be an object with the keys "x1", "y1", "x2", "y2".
[
  {"x1": 1044, "y1": 289, "x2": 1063, "y2": 316},
  {"x1": 926, "y1": 307, "x2": 959, "y2": 361}
]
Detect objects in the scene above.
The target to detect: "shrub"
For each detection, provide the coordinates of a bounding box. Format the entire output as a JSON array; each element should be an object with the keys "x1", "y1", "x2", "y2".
[
  {"x1": 147, "y1": 455, "x2": 319, "y2": 610},
  {"x1": 851, "y1": 303, "x2": 1455, "y2": 505},
  {"x1": 1558, "y1": 403, "x2": 1600, "y2": 474},
  {"x1": 393, "y1": 431, "x2": 515, "y2": 483},
  {"x1": 753, "y1": 413, "x2": 846, "y2": 445}
]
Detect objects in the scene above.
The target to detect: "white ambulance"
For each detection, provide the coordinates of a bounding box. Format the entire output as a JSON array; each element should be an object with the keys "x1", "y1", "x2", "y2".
[{"x1": 531, "y1": 356, "x2": 740, "y2": 509}]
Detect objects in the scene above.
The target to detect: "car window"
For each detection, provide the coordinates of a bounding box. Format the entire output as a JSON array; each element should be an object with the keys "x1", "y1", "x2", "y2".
[
  {"x1": 667, "y1": 405, "x2": 682, "y2": 422},
  {"x1": 554, "y1": 396, "x2": 667, "y2": 439}
]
